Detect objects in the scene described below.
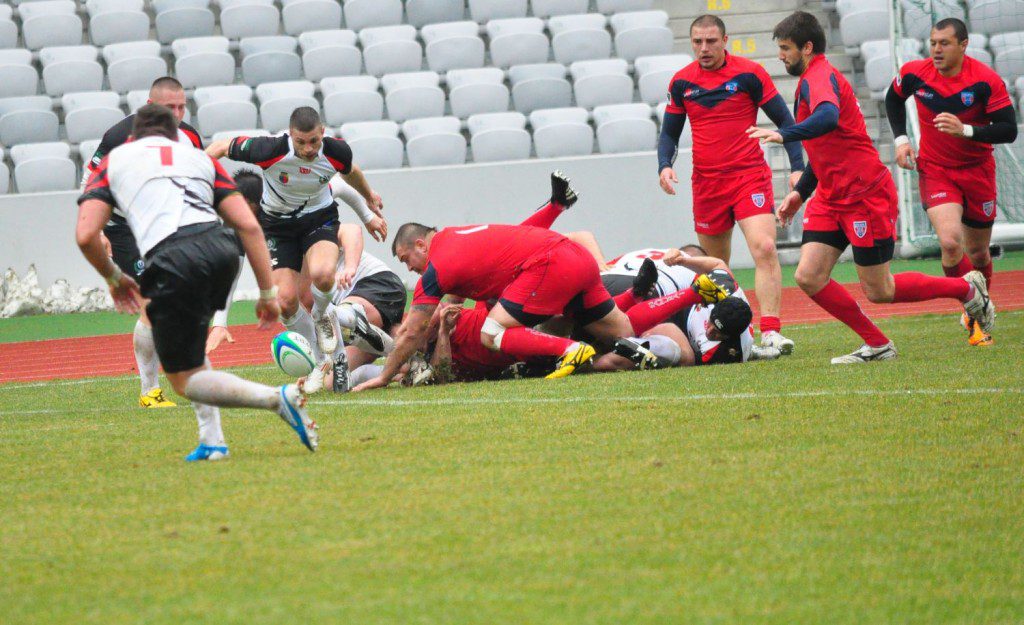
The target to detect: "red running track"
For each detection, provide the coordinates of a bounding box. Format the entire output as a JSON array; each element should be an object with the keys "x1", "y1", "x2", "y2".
[{"x1": 2, "y1": 271, "x2": 1022, "y2": 384}]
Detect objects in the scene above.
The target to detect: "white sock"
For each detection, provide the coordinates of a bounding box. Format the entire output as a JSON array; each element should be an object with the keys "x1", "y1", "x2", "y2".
[
  {"x1": 334, "y1": 302, "x2": 358, "y2": 329},
  {"x1": 133, "y1": 319, "x2": 160, "y2": 394},
  {"x1": 282, "y1": 306, "x2": 322, "y2": 362},
  {"x1": 349, "y1": 363, "x2": 384, "y2": 387},
  {"x1": 183, "y1": 369, "x2": 279, "y2": 410},
  {"x1": 643, "y1": 334, "x2": 682, "y2": 365},
  {"x1": 310, "y1": 284, "x2": 336, "y2": 319},
  {"x1": 193, "y1": 401, "x2": 226, "y2": 447}
]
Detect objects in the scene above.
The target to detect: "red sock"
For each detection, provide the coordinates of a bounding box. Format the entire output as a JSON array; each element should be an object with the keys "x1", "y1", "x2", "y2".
[
  {"x1": 974, "y1": 261, "x2": 993, "y2": 288},
  {"x1": 625, "y1": 289, "x2": 702, "y2": 335},
  {"x1": 810, "y1": 280, "x2": 889, "y2": 347},
  {"x1": 892, "y1": 272, "x2": 970, "y2": 303},
  {"x1": 759, "y1": 315, "x2": 781, "y2": 334},
  {"x1": 943, "y1": 254, "x2": 972, "y2": 278},
  {"x1": 519, "y1": 202, "x2": 563, "y2": 229},
  {"x1": 498, "y1": 327, "x2": 574, "y2": 359},
  {"x1": 612, "y1": 290, "x2": 638, "y2": 311}
]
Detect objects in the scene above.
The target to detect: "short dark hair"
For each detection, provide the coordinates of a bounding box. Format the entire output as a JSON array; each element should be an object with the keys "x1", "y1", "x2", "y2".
[
  {"x1": 392, "y1": 222, "x2": 436, "y2": 256},
  {"x1": 933, "y1": 17, "x2": 968, "y2": 43},
  {"x1": 133, "y1": 103, "x2": 177, "y2": 140},
  {"x1": 680, "y1": 243, "x2": 707, "y2": 256},
  {"x1": 233, "y1": 169, "x2": 263, "y2": 208},
  {"x1": 289, "y1": 106, "x2": 322, "y2": 132},
  {"x1": 150, "y1": 76, "x2": 183, "y2": 94},
  {"x1": 690, "y1": 14, "x2": 726, "y2": 36},
  {"x1": 773, "y1": 11, "x2": 826, "y2": 54},
  {"x1": 709, "y1": 296, "x2": 753, "y2": 338}
]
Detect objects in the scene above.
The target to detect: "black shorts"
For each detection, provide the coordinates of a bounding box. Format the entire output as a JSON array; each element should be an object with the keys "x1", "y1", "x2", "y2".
[
  {"x1": 346, "y1": 271, "x2": 407, "y2": 331},
  {"x1": 140, "y1": 223, "x2": 241, "y2": 374},
  {"x1": 104, "y1": 222, "x2": 145, "y2": 278},
  {"x1": 801, "y1": 230, "x2": 896, "y2": 266},
  {"x1": 258, "y1": 204, "x2": 339, "y2": 272}
]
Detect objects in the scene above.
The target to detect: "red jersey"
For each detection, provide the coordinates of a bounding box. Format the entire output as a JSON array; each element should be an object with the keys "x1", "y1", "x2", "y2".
[
  {"x1": 795, "y1": 54, "x2": 890, "y2": 206},
  {"x1": 665, "y1": 53, "x2": 778, "y2": 177},
  {"x1": 412, "y1": 224, "x2": 568, "y2": 306},
  {"x1": 448, "y1": 304, "x2": 515, "y2": 381},
  {"x1": 892, "y1": 55, "x2": 1013, "y2": 168}
]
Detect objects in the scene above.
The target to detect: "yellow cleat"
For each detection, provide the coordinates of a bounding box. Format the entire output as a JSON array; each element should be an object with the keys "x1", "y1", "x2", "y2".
[
  {"x1": 967, "y1": 319, "x2": 993, "y2": 347},
  {"x1": 545, "y1": 343, "x2": 596, "y2": 379},
  {"x1": 139, "y1": 388, "x2": 177, "y2": 408}
]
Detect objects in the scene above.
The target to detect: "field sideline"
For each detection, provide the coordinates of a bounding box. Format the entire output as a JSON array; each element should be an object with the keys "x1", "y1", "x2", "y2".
[{"x1": 1, "y1": 308, "x2": 1022, "y2": 623}]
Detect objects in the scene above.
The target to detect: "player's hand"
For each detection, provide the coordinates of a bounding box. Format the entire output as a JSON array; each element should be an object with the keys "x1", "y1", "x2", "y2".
[
  {"x1": 255, "y1": 297, "x2": 280, "y2": 329},
  {"x1": 351, "y1": 375, "x2": 389, "y2": 392},
  {"x1": 788, "y1": 170, "x2": 803, "y2": 191},
  {"x1": 661, "y1": 248, "x2": 685, "y2": 266},
  {"x1": 934, "y1": 112, "x2": 966, "y2": 137},
  {"x1": 336, "y1": 266, "x2": 356, "y2": 290},
  {"x1": 205, "y1": 326, "x2": 235, "y2": 354},
  {"x1": 659, "y1": 167, "x2": 678, "y2": 195},
  {"x1": 777, "y1": 191, "x2": 804, "y2": 227},
  {"x1": 366, "y1": 215, "x2": 388, "y2": 242},
  {"x1": 895, "y1": 143, "x2": 917, "y2": 170},
  {"x1": 439, "y1": 304, "x2": 461, "y2": 336},
  {"x1": 746, "y1": 126, "x2": 784, "y2": 144},
  {"x1": 109, "y1": 274, "x2": 142, "y2": 314},
  {"x1": 368, "y1": 191, "x2": 384, "y2": 216}
]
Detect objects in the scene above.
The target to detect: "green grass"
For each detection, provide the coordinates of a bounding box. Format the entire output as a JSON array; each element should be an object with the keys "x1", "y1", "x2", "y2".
[
  {"x1": 2, "y1": 251, "x2": 1022, "y2": 344},
  {"x1": 1, "y1": 312, "x2": 1022, "y2": 624}
]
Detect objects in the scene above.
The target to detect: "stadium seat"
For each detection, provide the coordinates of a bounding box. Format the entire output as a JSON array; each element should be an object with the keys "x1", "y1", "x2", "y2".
[
  {"x1": 509, "y1": 63, "x2": 573, "y2": 113},
  {"x1": 361, "y1": 25, "x2": 424, "y2": 77},
  {"x1": 303, "y1": 46, "x2": 362, "y2": 81},
  {"x1": 447, "y1": 67, "x2": 510, "y2": 118},
  {"x1": 635, "y1": 54, "x2": 692, "y2": 105},
  {"x1": 155, "y1": 8, "x2": 216, "y2": 44},
  {"x1": 0, "y1": 5, "x2": 10, "y2": 20},
  {"x1": 995, "y1": 47, "x2": 1024, "y2": 82},
  {"x1": 486, "y1": 17, "x2": 550, "y2": 69},
  {"x1": 260, "y1": 97, "x2": 318, "y2": 132},
  {"x1": 0, "y1": 49, "x2": 33, "y2": 66},
  {"x1": 609, "y1": 10, "x2": 668, "y2": 33},
  {"x1": 153, "y1": 0, "x2": 209, "y2": 12},
  {"x1": 0, "y1": 65, "x2": 40, "y2": 98},
  {"x1": 222, "y1": 4, "x2": 281, "y2": 39},
  {"x1": 0, "y1": 95, "x2": 52, "y2": 119},
  {"x1": 212, "y1": 127, "x2": 271, "y2": 175},
  {"x1": 859, "y1": 39, "x2": 922, "y2": 62},
  {"x1": 469, "y1": 0, "x2": 527, "y2": 23},
  {"x1": 422, "y1": 21, "x2": 486, "y2": 72},
  {"x1": 840, "y1": 10, "x2": 889, "y2": 51},
  {"x1": 85, "y1": 0, "x2": 143, "y2": 14},
  {"x1": 194, "y1": 84, "x2": 253, "y2": 107},
  {"x1": 89, "y1": 10, "x2": 150, "y2": 46},
  {"x1": 340, "y1": 119, "x2": 399, "y2": 141},
  {"x1": 218, "y1": 0, "x2": 275, "y2": 8},
  {"x1": 102, "y1": 40, "x2": 160, "y2": 65},
  {"x1": 903, "y1": 0, "x2": 964, "y2": 40},
  {"x1": 969, "y1": 0, "x2": 1024, "y2": 36},
  {"x1": 531, "y1": 0, "x2": 589, "y2": 18},
  {"x1": 990, "y1": 31, "x2": 1024, "y2": 55},
  {"x1": 595, "y1": 0, "x2": 652, "y2": 12},
  {"x1": 42, "y1": 60, "x2": 104, "y2": 97},
  {"x1": 530, "y1": 107, "x2": 594, "y2": 157},
  {"x1": 125, "y1": 89, "x2": 151, "y2": 112},
  {"x1": 320, "y1": 75, "x2": 383, "y2": 125},
  {"x1": 61, "y1": 90, "x2": 120, "y2": 111},
  {"x1": 406, "y1": 0, "x2": 466, "y2": 28},
  {"x1": 344, "y1": 0, "x2": 403, "y2": 32},
  {"x1": 593, "y1": 102, "x2": 656, "y2": 153},
  {"x1": 403, "y1": 116, "x2": 467, "y2": 167},
  {"x1": 171, "y1": 35, "x2": 230, "y2": 58},
  {"x1": 969, "y1": 48, "x2": 995, "y2": 65},
  {"x1": 299, "y1": 29, "x2": 358, "y2": 52},
  {"x1": 382, "y1": 71, "x2": 445, "y2": 122},
  {"x1": 197, "y1": 101, "x2": 258, "y2": 136},
  {"x1": 108, "y1": 57, "x2": 168, "y2": 93},
  {"x1": 283, "y1": 0, "x2": 342, "y2": 36},
  {"x1": 0, "y1": 19, "x2": 17, "y2": 49},
  {"x1": 549, "y1": 14, "x2": 612, "y2": 64},
  {"x1": 0, "y1": 110, "x2": 60, "y2": 146},
  {"x1": 239, "y1": 35, "x2": 298, "y2": 56},
  {"x1": 63, "y1": 93, "x2": 124, "y2": 143},
  {"x1": 468, "y1": 111, "x2": 531, "y2": 162},
  {"x1": 570, "y1": 59, "x2": 633, "y2": 108},
  {"x1": 22, "y1": 14, "x2": 83, "y2": 50},
  {"x1": 14, "y1": 156, "x2": 78, "y2": 192},
  {"x1": 175, "y1": 53, "x2": 237, "y2": 89},
  {"x1": 256, "y1": 79, "x2": 315, "y2": 103},
  {"x1": 241, "y1": 37, "x2": 303, "y2": 86},
  {"x1": 609, "y1": 11, "x2": 672, "y2": 62},
  {"x1": 529, "y1": 105, "x2": 589, "y2": 128},
  {"x1": 10, "y1": 141, "x2": 70, "y2": 165},
  {"x1": 0, "y1": 161, "x2": 9, "y2": 194},
  {"x1": 836, "y1": 0, "x2": 886, "y2": 17},
  {"x1": 341, "y1": 120, "x2": 404, "y2": 169},
  {"x1": 39, "y1": 45, "x2": 100, "y2": 67}
]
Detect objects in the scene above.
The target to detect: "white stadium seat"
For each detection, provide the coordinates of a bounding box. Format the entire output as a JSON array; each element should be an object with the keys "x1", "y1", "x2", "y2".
[
  {"x1": 197, "y1": 101, "x2": 259, "y2": 136},
  {"x1": 0, "y1": 50, "x2": 33, "y2": 66},
  {"x1": 194, "y1": 84, "x2": 253, "y2": 107},
  {"x1": 171, "y1": 35, "x2": 230, "y2": 58},
  {"x1": 78, "y1": 138, "x2": 100, "y2": 163},
  {"x1": 467, "y1": 110, "x2": 527, "y2": 135},
  {"x1": 340, "y1": 120, "x2": 400, "y2": 142},
  {"x1": 995, "y1": 47, "x2": 1024, "y2": 82},
  {"x1": 299, "y1": 29, "x2": 358, "y2": 52},
  {"x1": 62, "y1": 90, "x2": 120, "y2": 111},
  {"x1": 89, "y1": 10, "x2": 150, "y2": 46},
  {"x1": 156, "y1": 8, "x2": 216, "y2": 44},
  {"x1": 175, "y1": 53, "x2": 237, "y2": 89},
  {"x1": 153, "y1": 0, "x2": 209, "y2": 12},
  {"x1": 23, "y1": 14, "x2": 83, "y2": 50},
  {"x1": 0, "y1": 110, "x2": 60, "y2": 146},
  {"x1": 402, "y1": 115, "x2": 462, "y2": 139},
  {"x1": 0, "y1": 161, "x2": 9, "y2": 194},
  {"x1": 218, "y1": 0, "x2": 275, "y2": 8},
  {"x1": 593, "y1": 102, "x2": 656, "y2": 153},
  {"x1": 609, "y1": 11, "x2": 672, "y2": 62},
  {"x1": 10, "y1": 142, "x2": 70, "y2": 164},
  {"x1": 836, "y1": 0, "x2": 885, "y2": 17},
  {"x1": 468, "y1": 111, "x2": 531, "y2": 162},
  {"x1": 361, "y1": 25, "x2": 424, "y2": 77},
  {"x1": 596, "y1": 0, "x2": 652, "y2": 12},
  {"x1": 344, "y1": 0, "x2": 403, "y2": 32},
  {"x1": 239, "y1": 35, "x2": 298, "y2": 56},
  {"x1": 0, "y1": 66, "x2": 40, "y2": 98},
  {"x1": 840, "y1": 10, "x2": 889, "y2": 51},
  {"x1": 15, "y1": 156, "x2": 78, "y2": 192},
  {"x1": 609, "y1": 9, "x2": 668, "y2": 33},
  {"x1": 382, "y1": 71, "x2": 445, "y2": 122},
  {"x1": 108, "y1": 57, "x2": 168, "y2": 93},
  {"x1": 406, "y1": 0, "x2": 466, "y2": 28},
  {"x1": 859, "y1": 39, "x2": 922, "y2": 61},
  {"x1": 39, "y1": 45, "x2": 100, "y2": 67},
  {"x1": 486, "y1": 17, "x2": 550, "y2": 69},
  {"x1": 125, "y1": 89, "x2": 150, "y2": 112},
  {"x1": 903, "y1": 0, "x2": 964, "y2": 40},
  {"x1": 321, "y1": 75, "x2": 384, "y2": 125},
  {"x1": 42, "y1": 60, "x2": 104, "y2": 96},
  {"x1": 283, "y1": 0, "x2": 342, "y2": 36},
  {"x1": 0, "y1": 20, "x2": 18, "y2": 50},
  {"x1": 85, "y1": 0, "x2": 143, "y2": 15},
  {"x1": 635, "y1": 54, "x2": 692, "y2": 105},
  {"x1": 422, "y1": 21, "x2": 486, "y2": 72},
  {"x1": 241, "y1": 37, "x2": 303, "y2": 86},
  {"x1": 531, "y1": 0, "x2": 589, "y2": 18},
  {"x1": 530, "y1": 107, "x2": 594, "y2": 157},
  {"x1": 448, "y1": 67, "x2": 510, "y2": 118},
  {"x1": 341, "y1": 121, "x2": 404, "y2": 169},
  {"x1": 549, "y1": 14, "x2": 612, "y2": 64},
  {"x1": 0, "y1": 96, "x2": 52, "y2": 118},
  {"x1": 529, "y1": 106, "x2": 589, "y2": 128},
  {"x1": 65, "y1": 106, "x2": 125, "y2": 143},
  {"x1": 260, "y1": 97, "x2": 319, "y2": 132},
  {"x1": 570, "y1": 58, "x2": 633, "y2": 108},
  {"x1": 256, "y1": 79, "x2": 316, "y2": 103},
  {"x1": 403, "y1": 116, "x2": 467, "y2": 167},
  {"x1": 102, "y1": 40, "x2": 161, "y2": 64},
  {"x1": 303, "y1": 46, "x2": 362, "y2": 81},
  {"x1": 509, "y1": 62, "x2": 573, "y2": 113},
  {"x1": 469, "y1": 0, "x2": 527, "y2": 23},
  {"x1": 969, "y1": 0, "x2": 1024, "y2": 36},
  {"x1": 990, "y1": 31, "x2": 1024, "y2": 56},
  {"x1": 221, "y1": 4, "x2": 281, "y2": 39}
]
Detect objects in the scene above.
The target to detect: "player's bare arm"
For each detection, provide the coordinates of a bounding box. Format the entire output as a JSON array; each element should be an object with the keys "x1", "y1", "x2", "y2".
[
  {"x1": 204, "y1": 139, "x2": 232, "y2": 159},
  {"x1": 336, "y1": 223, "x2": 363, "y2": 289},
  {"x1": 352, "y1": 303, "x2": 437, "y2": 391},
  {"x1": 428, "y1": 305, "x2": 460, "y2": 384},
  {"x1": 662, "y1": 249, "x2": 729, "y2": 274},
  {"x1": 215, "y1": 192, "x2": 280, "y2": 327},
  {"x1": 76, "y1": 198, "x2": 142, "y2": 314}
]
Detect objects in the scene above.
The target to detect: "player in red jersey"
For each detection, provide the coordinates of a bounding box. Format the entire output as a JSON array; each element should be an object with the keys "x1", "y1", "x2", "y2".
[
  {"x1": 748, "y1": 11, "x2": 995, "y2": 364},
  {"x1": 659, "y1": 14, "x2": 805, "y2": 355},
  {"x1": 886, "y1": 17, "x2": 1017, "y2": 346}
]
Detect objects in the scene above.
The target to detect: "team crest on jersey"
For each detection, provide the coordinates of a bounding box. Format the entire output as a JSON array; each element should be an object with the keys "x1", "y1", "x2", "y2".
[
  {"x1": 318, "y1": 175, "x2": 330, "y2": 184},
  {"x1": 279, "y1": 172, "x2": 289, "y2": 184},
  {"x1": 853, "y1": 220, "x2": 868, "y2": 238},
  {"x1": 983, "y1": 201, "x2": 995, "y2": 216},
  {"x1": 725, "y1": 82, "x2": 738, "y2": 93},
  {"x1": 298, "y1": 166, "x2": 311, "y2": 174},
  {"x1": 961, "y1": 91, "x2": 975, "y2": 106},
  {"x1": 751, "y1": 193, "x2": 765, "y2": 208},
  {"x1": 133, "y1": 259, "x2": 145, "y2": 276}
]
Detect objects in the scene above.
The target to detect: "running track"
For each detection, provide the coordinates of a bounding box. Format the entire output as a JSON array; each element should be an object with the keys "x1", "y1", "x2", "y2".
[{"x1": 2, "y1": 271, "x2": 1022, "y2": 384}]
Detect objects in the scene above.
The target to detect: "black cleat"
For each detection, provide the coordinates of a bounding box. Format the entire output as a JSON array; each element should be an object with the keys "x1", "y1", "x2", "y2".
[
  {"x1": 632, "y1": 258, "x2": 659, "y2": 300},
  {"x1": 550, "y1": 170, "x2": 579, "y2": 208},
  {"x1": 331, "y1": 351, "x2": 350, "y2": 392},
  {"x1": 612, "y1": 338, "x2": 669, "y2": 370}
]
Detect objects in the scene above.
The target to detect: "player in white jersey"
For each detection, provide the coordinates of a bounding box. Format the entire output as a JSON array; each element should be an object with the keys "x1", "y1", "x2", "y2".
[
  {"x1": 76, "y1": 105, "x2": 318, "y2": 461},
  {"x1": 205, "y1": 107, "x2": 383, "y2": 360}
]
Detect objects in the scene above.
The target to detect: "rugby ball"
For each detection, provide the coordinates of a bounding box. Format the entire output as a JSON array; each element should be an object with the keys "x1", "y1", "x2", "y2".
[{"x1": 271, "y1": 331, "x2": 316, "y2": 377}]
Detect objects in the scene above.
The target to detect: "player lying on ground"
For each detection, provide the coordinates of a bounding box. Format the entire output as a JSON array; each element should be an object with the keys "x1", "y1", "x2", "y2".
[
  {"x1": 77, "y1": 104, "x2": 318, "y2": 461},
  {"x1": 885, "y1": 16, "x2": 1016, "y2": 346},
  {"x1": 748, "y1": 11, "x2": 995, "y2": 364}
]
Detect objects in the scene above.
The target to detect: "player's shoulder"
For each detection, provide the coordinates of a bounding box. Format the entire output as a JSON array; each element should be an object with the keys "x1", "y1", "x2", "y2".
[
  {"x1": 670, "y1": 62, "x2": 699, "y2": 83},
  {"x1": 727, "y1": 54, "x2": 765, "y2": 73},
  {"x1": 322, "y1": 135, "x2": 353, "y2": 162},
  {"x1": 964, "y1": 54, "x2": 1003, "y2": 82},
  {"x1": 177, "y1": 121, "x2": 203, "y2": 148},
  {"x1": 101, "y1": 114, "x2": 134, "y2": 144}
]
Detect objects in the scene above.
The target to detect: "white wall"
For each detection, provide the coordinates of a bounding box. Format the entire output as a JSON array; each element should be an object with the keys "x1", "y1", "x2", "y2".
[{"x1": 0, "y1": 151, "x2": 755, "y2": 297}]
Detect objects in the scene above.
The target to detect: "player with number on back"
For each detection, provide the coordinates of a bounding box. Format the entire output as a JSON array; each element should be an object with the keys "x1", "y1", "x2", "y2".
[
  {"x1": 747, "y1": 11, "x2": 995, "y2": 364},
  {"x1": 77, "y1": 105, "x2": 318, "y2": 461},
  {"x1": 659, "y1": 14, "x2": 804, "y2": 356},
  {"x1": 886, "y1": 17, "x2": 1017, "y2": 346}
]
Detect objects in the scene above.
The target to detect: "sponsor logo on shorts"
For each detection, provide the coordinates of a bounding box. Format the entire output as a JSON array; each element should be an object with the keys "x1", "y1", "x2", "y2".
[
  {"x1": 983, "y1": 200, "x2": 995, "y2": 216},
  {"x1": 725, "y1": 82, "x2": 738, "y2": 93},
  {"x1": 961, "y1": 91, "x2": 975, "y2": 106},
  {"x1": 696, "y1": 221, "x2": 710, "y2": 228},
  {"x1": 279, "y1": 172, "x2": 289, "y2": 184},
  {"x1": 266, "y1": 237, "x2": 277, "y2": 252},
  {"x1": 852, "y1": 220, "x2": 868, "y2": 239},
  {"x1": 133, "y1": 259, "x2": 145, "y2": 276},
  {"x1": 930, "y1": 192, "x2": 947, "y2": 199},
  {"x1": 298, "y1": 166, "x2": 311, "y2": 174},
  {"x1": 751, "y1": 193, "x2": 765, "y2": 208}
]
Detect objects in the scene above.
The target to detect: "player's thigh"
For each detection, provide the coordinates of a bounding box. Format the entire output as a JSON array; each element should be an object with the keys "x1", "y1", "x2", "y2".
[
  {"x1": 487, "y1": 301, "x2": 526, "y2": 330},
  {"x1": 927, "y1": 202, "x2": 966, "y2": 248},
  {"x1": 855, "y1": 261, "x2": 895, "y2": 303},
  {"x1": 582, "y1": 306, "x2": 633, "y2": 343},
  {"x1": 303, "y1": 239, "x2": 341, "y2": 284},
  {"x1": 642, "y1": 323, "x2": 694, "y2": 367},
  {"x1": 962, "y1": 223, "x2": 993, "y2": 262},
  {"x1": 696, "y1": 231, "x2": 733, "y2": 264},
  {"x1": 736, "y1": 212, "x2": 779, "y2": 262},
  {"x1": 592, "y1": 352, "x2": 634, "y2": 372}
]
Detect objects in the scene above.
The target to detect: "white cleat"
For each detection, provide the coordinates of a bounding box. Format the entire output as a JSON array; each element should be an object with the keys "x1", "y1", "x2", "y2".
[
  {"x1": 276, "y1": 384, "x2": 318, "y2": 452},
  {"x1": 830, "y1": 341, "x2": 898, "y2": 364},
  {"x1": 297, "y1": 357, "x2": 332, "y2": 395},
  {"x1": 341, "y1": 302, "x2": 395, "y2": 356},
  {"x1": 749, "y1": 345, "x2": 782, "y2": 361},
  {"x1": 760, "y1": 330, "x2": 794, "y2": 355},
  {"x1": 313, "y1": 306, "x2": 341, "y2": 355},
  {"x1": 962, "y1": 271, "x2": 995, "y2": 333}
]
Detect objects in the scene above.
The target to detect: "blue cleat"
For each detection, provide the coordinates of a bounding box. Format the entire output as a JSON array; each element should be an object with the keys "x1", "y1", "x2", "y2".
[
  {"x1": 277, "y1": 384, "x2": 318, "y2": 452},
  {"x1": 185, "y1": 444, "x2": 229, "y2": 462}
]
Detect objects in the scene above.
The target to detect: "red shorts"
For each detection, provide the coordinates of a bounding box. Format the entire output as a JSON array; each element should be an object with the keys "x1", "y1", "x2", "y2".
[
  {"x1": 498, "y1": 241, "x2": 613, "y2": 326},
  {"x1": 691, "y1": 165, "x2": 774, "y2": 235},
  {"x1": 918, "y1": 158, "x2": 997, "y2": 228},
  {"x1": 801, "y1": 176, "x2": 899, "y2": 266}
]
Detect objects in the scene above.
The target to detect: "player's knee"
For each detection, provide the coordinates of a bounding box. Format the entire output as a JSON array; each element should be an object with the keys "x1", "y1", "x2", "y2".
[
  {"x1": 480, "y1": 317, "x2": 506, "y2": 351},
  {"x1": 937, "y1": 234, "x2": 963, "y2": 259},
  {"x1": 277, "y1": 291, "x2": 300, "y2": 317},
  {"x1": 965, "y1": 245, "x2": 990, "y2": 267},
  {"x1": 862, "y1": 281, "x2": 893, "y2": 304},
  {"x1": 752, "y1": 236, "x2": 777, "y2": 263},
  {"x1": 794, "y1": 266, "x2": 824, "y2": 293}
]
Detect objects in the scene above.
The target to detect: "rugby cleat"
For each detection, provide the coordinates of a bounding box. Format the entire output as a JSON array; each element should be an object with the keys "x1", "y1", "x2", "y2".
[
  {"x1": 276, "y1": 384, "x2": 318, "y2": 452},
  {"x1": 632, "y1": 258, "x2": 659, "y2": 300},
  {"x1": 830, "y1": 341, "x2": 897, "y2": 364},
  {"x1": 402, "y1": 353, "x2": 434, "y2": 386},
  {"x1": 962, "y1": 271, "x2": 995, "y2": 332},
  {"x1": 760, "y1": 331, "x2": 795, "y2": 355},
  {"x1": 185, "y1": 444, "x2": 229, "y2": 462},
  {"x1": 297, "y1": 358, "x2": 332, "y2": 395},
  {"x1": 545, "y1": 342, "x2": 596, "y2": 379},
  {"x1": 549, "y1": 170, "x2": 579, "y2": 209},
  {"x1": 342, "y1": 302, "x2": 395, "y2": 356},
  {"x1": 691, "y1": 269, "x2": 737, "y2": 305},
  {"x1": 959, "y1": 311, "x2": 972, "y2": 331},
  {"x1": 313, "y1": 307, "x2": 341, "y2": 355},
  {"x1": 140, "y1": 388, "x2": 176, "y2": 408},
  {"x1": 749, "y1": 345, "x2": 782, "y2": 361},
  {"x1": 967, "y1": 319, "x2": 994, "y2": 347},
  {"x1": 331, "y1": 350, "x2": 350, "y2": 392},
  {"x1": 612, "y1": 337, "x2": 669, "y2": 370}
]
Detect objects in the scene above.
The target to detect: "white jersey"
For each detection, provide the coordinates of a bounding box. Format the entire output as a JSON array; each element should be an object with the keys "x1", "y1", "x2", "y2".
[
  {"x1": 604, "y1": 248, "x2": 746, "y2": 300},
  {"x1": 82, "y1": 136, "x2": 225, "y2": 256},
  {"x1": 333, "y1": 250, "x2": 392, "y2": 302},
  {"x1": 686, "y1": 301, "x2": 754, "y2": 364}
]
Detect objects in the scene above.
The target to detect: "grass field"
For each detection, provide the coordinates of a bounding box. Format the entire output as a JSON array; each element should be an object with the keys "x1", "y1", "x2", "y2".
[{"x1": 1, "y1": 310, "x2": 1022, "y2": 624}]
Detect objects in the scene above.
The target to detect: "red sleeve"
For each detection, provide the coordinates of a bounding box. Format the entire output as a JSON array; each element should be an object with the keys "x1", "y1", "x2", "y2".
[
  {"x1": 208, "y1": 155, "x2": 240, "y2": 205},
  {"x1": 665, "y1": 71, "x2": 686, "y2": 115},
  {"x1": 77, "y1": 156, "x2": 116, "y2": 207},
  {"x1": 411, "y1": 262, "x2": 443, "y2": 306},
  {"x1": 806, "y1": 67, "x2": 840, "y2": 113},
  {"x1": 412, "y1": 280, "x2": 441, "y2": 306},
  {"x1": 754, "y1": 62, "x2": 778, "y2": 106},
  {"x1": 986, "y1": 73, "x2": 1012, "y2": 113}
]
